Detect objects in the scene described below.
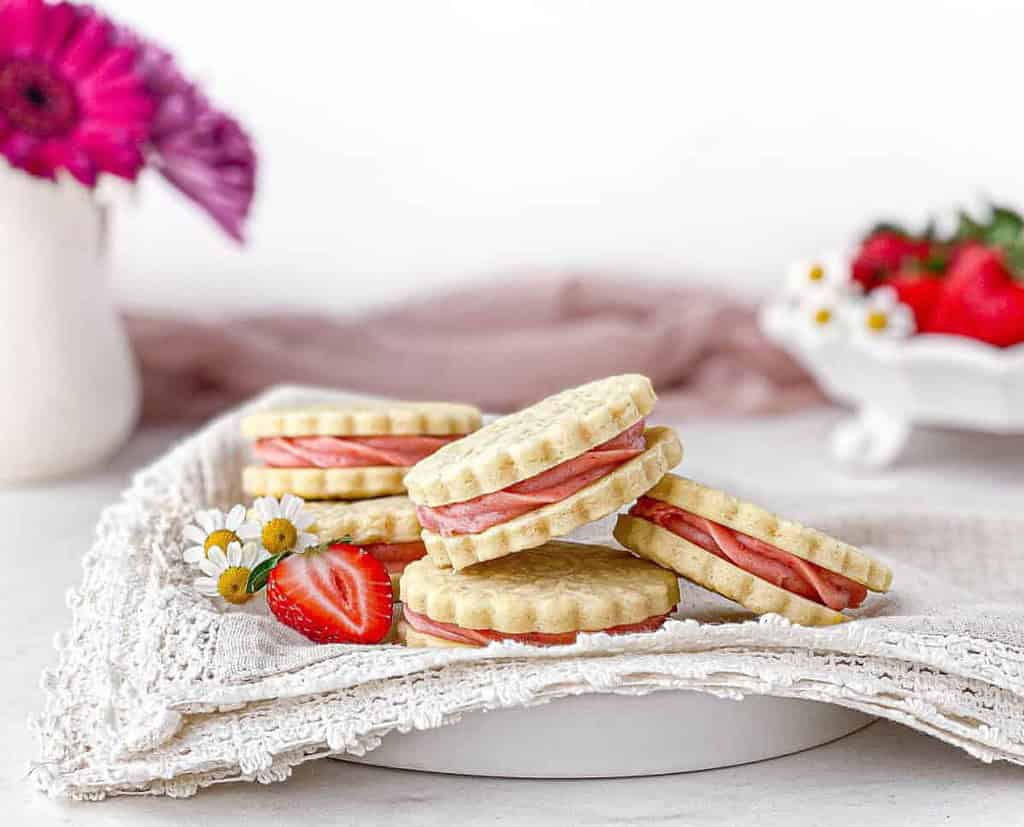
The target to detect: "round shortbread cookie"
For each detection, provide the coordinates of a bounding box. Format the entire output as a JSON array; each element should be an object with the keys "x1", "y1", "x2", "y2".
[
  {"x1": 422, "y1": 426, "x2": 682, "y2": 570},
  {"x1": 242, "y1": 466, "x2": 407, "y2": 500},
  {"x1": 241, "y1": 401, "x2": 482, "y2": 439},
  {"x1": 305, "y1": 497, "x2": 421, "y2": 544},
  {"x1": 614, "y1": 515, "x2": 846, "y2": 626},
  {"x1": 405, "y1": 374, "x2": 656, "y2": 507},
  {"x1": 401, "y1": 539, "x2": 680, "y2": 634},
  {"x1": 397, "y1": 620, "x2": 475, "y2": 649},
  {"x1": 640, "y1": 474, "x2": 892, "y2": 592}
]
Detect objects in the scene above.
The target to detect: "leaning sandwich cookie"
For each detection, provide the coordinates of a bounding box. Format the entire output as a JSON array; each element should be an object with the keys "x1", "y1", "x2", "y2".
[
  {"x1": 405, "y1": 374, "x2": 682, "y2": 570},
  {"x1": 241, "y1": 401, "x2": 482, "y2": 500},
  {"x1": 304, "y1": 497, "x2": 425, "y2": 600},
  {"x1": 613, "y1": 474, "x2": 893, "y2": 626},
  {"x1": 398, "y1": 540, "x2": 680, "y2": 648}
]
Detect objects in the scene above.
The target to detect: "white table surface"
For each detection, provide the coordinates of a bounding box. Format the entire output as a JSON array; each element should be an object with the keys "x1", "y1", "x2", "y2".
[{"x1": 6, "y1": 411, "x2": 1024, "y2": 825}]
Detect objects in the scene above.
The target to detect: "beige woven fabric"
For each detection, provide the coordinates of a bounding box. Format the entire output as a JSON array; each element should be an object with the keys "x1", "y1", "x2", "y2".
[{"x1": 30, "y1": 386, "x2": 1024, "y2": 800}]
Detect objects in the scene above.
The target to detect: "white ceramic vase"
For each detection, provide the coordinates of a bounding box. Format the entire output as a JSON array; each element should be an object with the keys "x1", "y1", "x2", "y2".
[{"x1": 0, "y1": 164, "x2": 140, "y2": 483}]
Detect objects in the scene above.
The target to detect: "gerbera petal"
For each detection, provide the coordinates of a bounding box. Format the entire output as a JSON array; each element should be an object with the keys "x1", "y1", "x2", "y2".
[
  {"x1": 182, "y1": 545, "x2": 205, "y2": 564},
  {"x1": 5, "y1": 0, "x2": 47, "y2": 58},
  {"x1": 57, "y1": 12, "x2": 111, "y2": 77},
  {"x1": 36, "y1": 2, "x2": 79, "y2": 63}
]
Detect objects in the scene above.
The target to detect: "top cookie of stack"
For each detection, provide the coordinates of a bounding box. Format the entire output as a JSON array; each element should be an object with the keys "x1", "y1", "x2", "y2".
[
  {"x1": 242, "y1": 401, "x2": 482, "y2": 500},
  {"x1": 406, "y1": 374, "x2": 683, "y2": 570}
]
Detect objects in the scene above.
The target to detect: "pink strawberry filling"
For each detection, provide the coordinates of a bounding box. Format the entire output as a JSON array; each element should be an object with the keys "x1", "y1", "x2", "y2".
[
  {"x1": 416, "y1": 420, "x2": 647, "y2": 536},
  {"x1": 403, "y1": 607, "x2": 672, "y2": 647},
  {"x1": 360, "y1": 541, "x2": 427, "y2": 575},
  {"x1": 629, "y1": 497, "x2": 867, "y2": 612},
  {"x1": 254, "y1": 435, "x2": 460, "y2": 469}
]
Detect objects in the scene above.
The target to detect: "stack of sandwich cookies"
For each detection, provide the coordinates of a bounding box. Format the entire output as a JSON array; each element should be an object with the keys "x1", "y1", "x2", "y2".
[
  {"x1": 614, "y1": 474, "x2": 893, "y2": 626},
  {"x1": 305, "y1": 497, "x2": 424, "y2": 600},
  {"x1": 242, "y1": 401, "x2": 482, "y2": 500},
  {"x1": 398, "y1": 540, "x2": 680, "y2": 648},
  {"x1": 406, "y1": 374, "x2": 682, "y2": 570}
]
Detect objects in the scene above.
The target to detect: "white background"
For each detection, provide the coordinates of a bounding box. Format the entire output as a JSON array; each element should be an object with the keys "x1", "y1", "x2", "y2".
[{"x1": 104, "y1": 0, "x2": 1024, "y2": 314}]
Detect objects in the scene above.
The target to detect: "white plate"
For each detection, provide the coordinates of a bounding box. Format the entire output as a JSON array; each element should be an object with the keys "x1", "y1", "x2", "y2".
[{"x1": 334, "y1": 691, "x2": 874, "y2": 778}]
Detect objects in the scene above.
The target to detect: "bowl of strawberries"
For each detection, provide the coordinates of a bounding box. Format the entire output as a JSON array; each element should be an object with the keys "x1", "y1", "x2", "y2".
[{"x1": 760, "y1": 204, "x2": 1024, "y2": 468}]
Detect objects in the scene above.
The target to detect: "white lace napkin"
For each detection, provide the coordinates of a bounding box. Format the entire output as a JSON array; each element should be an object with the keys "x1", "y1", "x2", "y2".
[{"x1": 30, "y1": 386, "x2": 1024, "y2": 799}]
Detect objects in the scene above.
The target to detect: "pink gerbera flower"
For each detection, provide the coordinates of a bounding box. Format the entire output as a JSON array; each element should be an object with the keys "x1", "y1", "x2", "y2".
[
  {"x1": 116, "y1": 29, "x2": 256, "y2": 242},
  {"x1": 0, "y1": 0, "x2": 153, "y2": 185}
]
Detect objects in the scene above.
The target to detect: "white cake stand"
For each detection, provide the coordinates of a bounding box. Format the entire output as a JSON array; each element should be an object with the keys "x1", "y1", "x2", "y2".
[{"x1": 334, "y1": 691, "x2": 874, "y2": 778}]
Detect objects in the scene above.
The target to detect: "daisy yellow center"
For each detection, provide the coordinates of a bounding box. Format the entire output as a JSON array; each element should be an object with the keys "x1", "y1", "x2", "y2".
[
  {"x1": 813, "y1": 308, "x2": 833, "y2": 325},
  {"x1": 866, "y1": 310, "x2": 889, "y2": 331},
  {"x1": 217, "y1": 567, "x2": 252, "y2": 604},
  {"x1": 263, "y1": 518, "x2": 297, "y2": 553},
  {"x1": 808, "y1": 264, "x2": 825, "y2": 282},
  {"x1": 204, "y1": 529, "x2": 240, "y2": 557}
]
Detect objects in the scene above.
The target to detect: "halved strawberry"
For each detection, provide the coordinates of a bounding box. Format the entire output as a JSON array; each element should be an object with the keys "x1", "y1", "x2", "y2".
[{"x1": 265, "y1": 542, "x2": 393, "y2": 644}]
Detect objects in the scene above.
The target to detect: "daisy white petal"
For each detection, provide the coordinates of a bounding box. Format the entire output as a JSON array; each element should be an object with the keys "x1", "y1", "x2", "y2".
[
  {"x1": 296, "y1": 532, "x2": 318, "y2": 552},
  {"x1": 255, "y1": 496, "x2": 279, "y2": 522},
  {"x1": 226, "y1": 541, "x2": 242, "y2": 567},
  {"x1": 195, "y1": 509, "x2": 220, "y2": 534},
  {"x1": 853, "y1": 286, "x2": 916, "y2": 341},
  {"x1": 183, "y1": 525, "x2": 208, "y2": 545},
  {"x1": 240, "y1": 542, "x2": 267, "y2": 568},
  {"x1": 225, "y1": 504, "x2": 247, "y2": 531},
  {"x1": 194, "y1": 577, "x2": 219, "y2": 597},
  {"x1": 198, "y1": 558, "x2": 221, "y2": 578},
  {"x1": 293, "y1": 510, "x2": 315, "y2": 531},
  {"x1": 207, "y1": 545, "x2": 228, "y2": 568},
  {"x1": 236, "y1": 520, "x2": 261, "y2": 541},
  {"x1": 281, "y1": 493, "x2": 303, "y2": 519},
  {"x1": 183, "y1": 545, "x2": 206, "y2": 564}
]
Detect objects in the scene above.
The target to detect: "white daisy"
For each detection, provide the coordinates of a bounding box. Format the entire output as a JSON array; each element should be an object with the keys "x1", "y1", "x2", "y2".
[
  {"x1": 797, "y1": 290, "x2": 847, "y2": 342},
  {"x1": 785, "y1": 252, "x2": 859, "y2": 300},
  {"x1": 182, "y1": 504, "x2": 261, "y2": 565},
  {"x1": 251, "y1": 494, "x2": 318, "y2": 555},
  {"x1": 194, "y1": 541, "x2": 270, "y2": 606},
  {"x1": 852, "y1": 286, "x2": 915, "y2": 340}
]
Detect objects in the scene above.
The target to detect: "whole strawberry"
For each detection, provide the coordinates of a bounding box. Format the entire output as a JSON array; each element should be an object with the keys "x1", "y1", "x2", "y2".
[
  {"x1": 852, "y1": 228, "x2": 935, "y2": 290},
  {"x1": 262, "y1": 542, "x2": 393, "y2": 644},
  {"x1": 925, "y1": 243, "x2": 1024, "y2": 347},
  {"x1": 882, "y1": 271, "x2": 946, "y2": 330}
]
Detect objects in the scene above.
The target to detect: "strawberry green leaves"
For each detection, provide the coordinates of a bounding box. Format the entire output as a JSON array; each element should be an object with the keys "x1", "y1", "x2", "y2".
[{"x1": 246, "y1": 552, "x2": 290, "y2": 593}]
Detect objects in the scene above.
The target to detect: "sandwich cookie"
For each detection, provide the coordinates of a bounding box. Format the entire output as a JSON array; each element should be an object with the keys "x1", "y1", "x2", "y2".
[
  {"x1": 405, "y1": 374, "x2": 682, "y2": 570},
  {"x1": 305, "y1": 497, "x2": 425, "y2": 600},
  {"x1": 614, "y1": 474, "x2": 893, "y2": 626},
  {"x1": 242, "y1": 401, "x2": 482, "y2": 500},
  {"x1": 398, "y1": 540, "x2": 680, "y2": 648}
]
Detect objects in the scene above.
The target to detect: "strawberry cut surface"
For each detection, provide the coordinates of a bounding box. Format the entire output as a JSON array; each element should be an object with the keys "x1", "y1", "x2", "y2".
[{"x1": 266, "y1": 543, "x2": 393, "y2": 644}]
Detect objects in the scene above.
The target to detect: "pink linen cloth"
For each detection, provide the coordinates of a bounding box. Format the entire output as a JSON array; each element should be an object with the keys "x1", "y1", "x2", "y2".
[{"x1": 125, "y1": 276, "x2": 824, "y2": 424}]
